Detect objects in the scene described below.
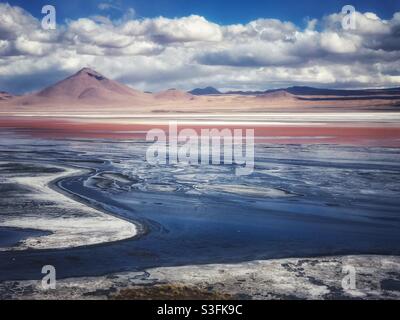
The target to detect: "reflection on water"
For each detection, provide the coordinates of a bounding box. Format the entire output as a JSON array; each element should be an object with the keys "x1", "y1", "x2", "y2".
[{"x1": 0, "y1": 131, "x2": 400, "y2": 280}]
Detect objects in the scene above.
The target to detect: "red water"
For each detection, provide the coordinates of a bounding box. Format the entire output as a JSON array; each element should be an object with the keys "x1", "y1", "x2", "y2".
[{"x1": 1, "y1": 117, "x2": 400, "y2": 147}]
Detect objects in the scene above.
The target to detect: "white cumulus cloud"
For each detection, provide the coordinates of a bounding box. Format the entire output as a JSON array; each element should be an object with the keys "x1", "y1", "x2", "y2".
[{"x1": 0, "y1": 3, "x2": 399, "y2": 94}]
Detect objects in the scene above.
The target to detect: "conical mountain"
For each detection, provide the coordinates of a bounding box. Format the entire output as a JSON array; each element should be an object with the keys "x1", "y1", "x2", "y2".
[{"x1": 36, "y1": 68, "x2": 147, "y2": 101}]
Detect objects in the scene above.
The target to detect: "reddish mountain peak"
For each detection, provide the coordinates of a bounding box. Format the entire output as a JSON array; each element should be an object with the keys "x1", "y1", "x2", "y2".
[
  {"x1": 35, "y1": 67, "x2": 147, "y2": 101},
  {"x1": 74, "y1": 67, "x2": 106, "y2": 80}
]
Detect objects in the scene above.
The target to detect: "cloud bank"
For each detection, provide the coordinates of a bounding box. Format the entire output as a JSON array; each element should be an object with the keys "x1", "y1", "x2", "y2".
[{"x1": 0, "y1": 3, "x2": 399, "y2": 93}]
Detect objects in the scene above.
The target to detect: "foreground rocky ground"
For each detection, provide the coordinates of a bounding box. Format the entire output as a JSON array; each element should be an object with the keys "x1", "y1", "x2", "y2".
[{"x1": 1, "y1": 255, "x2": 399, "y2": 300}]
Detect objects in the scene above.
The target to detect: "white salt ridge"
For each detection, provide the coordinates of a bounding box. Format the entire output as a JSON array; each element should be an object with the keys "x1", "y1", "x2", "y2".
[
  {"x1": 195, "y1": 184, "x2": 293, "y2": 197},
  {"x1": 0, "y1": 165, "x2": 137, "y2": 251}
]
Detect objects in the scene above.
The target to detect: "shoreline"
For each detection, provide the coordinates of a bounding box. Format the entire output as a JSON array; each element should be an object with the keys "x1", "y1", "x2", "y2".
[
  {"x1": 0, "y1": 162, "x2": 138, "y2": 251},
  {"x1": 51, "y1": 167, "x2": 148, "y2": 245}
]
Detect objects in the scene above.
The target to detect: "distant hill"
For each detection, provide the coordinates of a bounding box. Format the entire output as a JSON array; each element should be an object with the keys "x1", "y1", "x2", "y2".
[
  {"x1": 155, "y1": 88, "x2": 195, "y2": 100},
  {"x1": 189, "y1": 87, "x2": 221, "y2": 95},
  {"x1": 226, "y1": 86, "x2": 400, "y2": 96},
  {"x1": 225, "y1": 90, "x2": 265, "y2": 95},
  {"x1": 0, "y1": 91, "x2": 13, "y2": 100},
  {"x1": 255, "y1": 90, "x2": 295, "y2": 99},
  {"x1": 285, "y1": 86, "x2": 400, "y2": 96}
]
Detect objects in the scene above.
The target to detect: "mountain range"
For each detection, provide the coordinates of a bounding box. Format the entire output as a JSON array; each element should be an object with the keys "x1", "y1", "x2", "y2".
[
  {"x1": 190, "y1": 86, "x2": 400, "y2": 96},
  {"x1": 189, "y1": 87, "x2": 221, "y2": 95},
  {"x1": 1, "y1": 68, "x2": 399, "y2": 114}
]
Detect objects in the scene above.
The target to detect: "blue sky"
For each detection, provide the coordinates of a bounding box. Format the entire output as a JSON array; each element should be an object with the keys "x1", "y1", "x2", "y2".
[
  {"x1": 1, "y1": 1, "x2": 400, "y2": 93},
  {"x1": 7, "y1": 0, "x2": 400, "y2": 26}
]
